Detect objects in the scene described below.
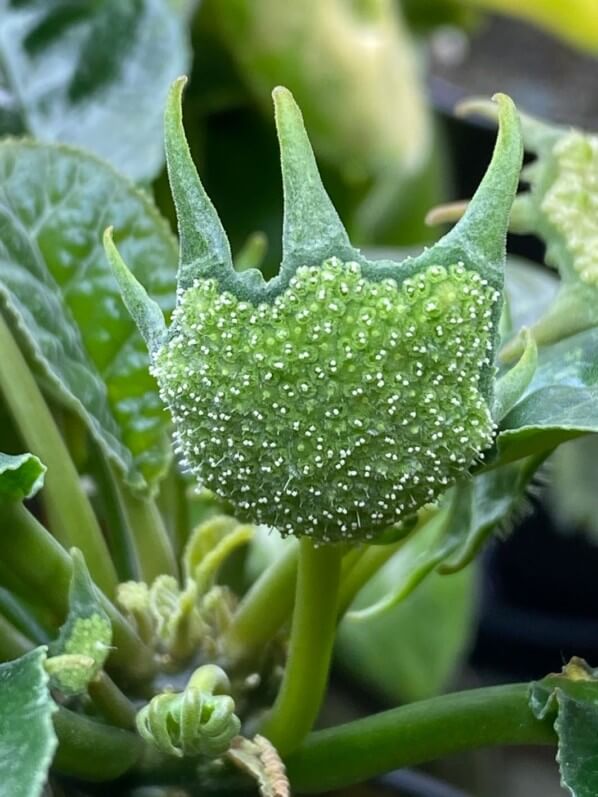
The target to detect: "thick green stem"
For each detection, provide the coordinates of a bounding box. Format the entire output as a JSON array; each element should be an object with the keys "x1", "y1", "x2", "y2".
[
  {"x1": 223, "y1": 539, "x2": 299, "y2": 664},
  {"x1": 53, "y1": 707, "x2": 143, "y2": 781},
  {"x1": 91, "y1": 450, "x2": 141, "y2": 582},
  {"x1": 261, "y1": 539, "x2": 343, "y2": 756},
  {"x1": 285, "y1": 683, "x2": 556, "y2": 793},
  {"x1": 0, "y1": 313, "x2": 117, "y2": 596},
  {"x1": 1, "y1": 502, "x2": 155, "y2": 681},
  {"x1": 88, "y1": 672, "x2": 138, "y2": 729},
  {"x1": 157, "y1": 465, "x2": 191, "y2": 557},
  {"x1": 120, "y1": 487, "x2": 178, "y2": 583}
]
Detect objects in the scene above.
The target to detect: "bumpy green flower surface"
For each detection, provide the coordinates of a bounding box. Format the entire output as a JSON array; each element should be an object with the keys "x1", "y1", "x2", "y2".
[
  {"x1": 541, "y1": 131, "x2": 598, "y2": 286},
  {"x1": 49, "y1": 614, "x2": 112, "y2": 693},
  {"x1": 154, "y1": 258, "x2": 498, "y2": 541}
]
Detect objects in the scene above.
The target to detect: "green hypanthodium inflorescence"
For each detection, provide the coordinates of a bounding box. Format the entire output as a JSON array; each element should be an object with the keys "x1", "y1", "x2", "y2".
[
  {"x1": 156, "y1": 260, "x2": 498, "y2": 540},
  {"x1": 105, "y1": 78, "x2": 523, "y2": 543}
]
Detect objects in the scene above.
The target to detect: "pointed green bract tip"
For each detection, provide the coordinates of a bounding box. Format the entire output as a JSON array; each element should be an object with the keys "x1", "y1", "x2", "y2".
[
  {"x1": 164, "y1": 76, "x2": 234, "y2": 294},
  {"x1": 272, "y1": 85, "x2": 355, "y2": 279},
  {"x1": 103, "y1": 227, "x2": 166, "y2": 355}
]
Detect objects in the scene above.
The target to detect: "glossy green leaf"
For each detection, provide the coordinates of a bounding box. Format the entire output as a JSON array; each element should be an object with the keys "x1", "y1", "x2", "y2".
[
  {"x1": 498, "y1": 328, "x2": 598, "y2": 463},
  {"x1": 0, "y1": 0, "x2": 190, "y2": 181},
  {"x1": 0, "y1": 647, "x2": 57, "y2": 797},
  {"x1": 0, "y1": 140, "x2": 178, "y2": 491},
  {"x1": 0, "y1": 450, "x2": 45, "y2": 501},
  {"x1": 349, "y1": 452, "x2": 539, "y2": 620},
  {"x1": 530, "y1": 658, "x2": 598, "y2": 797}
]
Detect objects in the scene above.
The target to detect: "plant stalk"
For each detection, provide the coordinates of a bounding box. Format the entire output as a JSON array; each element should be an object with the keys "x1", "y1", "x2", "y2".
[
  {"x1": 53, "y1": 707, "x2": 143, "y2": 781},
  {"x1": 120, "y1": 487, "x2": 179, "y2": 582},
  {"x1": 285, "y1": 683, "x2": 556, "y2": 793},
  {"x1": 90, "y1": 449, "x2": 141, "y2": 582},
  {"x1": 223, "y1": 538, "x2": 299, "y2": 664},
  {"x1": 88, "y1": 671, "x2": 138, "y2": 729},
  {"x1": 337, "y1": 538, "x2": 406, "y2": 617},
  {"x1": 0, "y1": 313, "x2": 117, "y2": 596},
  {"x1": 261, "y1": 538, "x2": 343, "y2": 755}
]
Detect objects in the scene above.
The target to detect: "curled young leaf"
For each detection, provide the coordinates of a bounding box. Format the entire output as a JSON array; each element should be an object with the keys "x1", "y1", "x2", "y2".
[
  {"x1": 136, "y1": 664, "x2": 241, "y2": 759},
  {"x1": 530, "y1": 657, "x2": 598, "y2": 797}
]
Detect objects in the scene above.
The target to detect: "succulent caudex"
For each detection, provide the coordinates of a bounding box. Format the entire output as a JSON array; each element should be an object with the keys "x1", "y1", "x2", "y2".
[{"x1": 105, "y1": 78, "x2": 522, "y2": 542}]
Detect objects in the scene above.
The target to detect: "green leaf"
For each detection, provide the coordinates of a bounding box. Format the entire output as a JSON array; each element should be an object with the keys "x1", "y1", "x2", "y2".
[
  {"x1": 493, "y1": 329, "x2": 538, "y2": 422},
  {"x1": 0, "y1": 647, "x2": 57, "y2": 797},
  {"x1": 505, "y1": 255, "x2": 559, "y2": 332},
  {"x1": 349, "y1": 458, "x2": 538, "y2": 620},
  {"x1": 48, "y1": 550, "x2": 112, "y2": 695},
  {"x1": 530, "y1": 658, "x2": 598, "y2": 797},
  {"x1": 498, "y1": 327, "x2": 598, "y2": 463},
  {"x1": 439, "y1": 459, "x2": 537, "y2": 573},
  {"x1": 0, "y1": 450, "x2": 45, "y2": 501},
  {"x1": 0, "y1": 0, "x2": 190, "y2": 181},
  {"x1": 345, "y1": 509, "x2": 456, "y2": 622},
  {"x1": 337, "y1": 563, "x2": 476, "y2": 704},
  {"x1": 0, "y1": 140, "x2": 178, "y2": 492}
]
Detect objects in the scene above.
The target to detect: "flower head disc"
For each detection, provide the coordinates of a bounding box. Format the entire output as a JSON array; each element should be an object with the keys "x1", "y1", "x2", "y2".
[{"x1": 105, "y1": 79, "x2": 522, "y2": 542}]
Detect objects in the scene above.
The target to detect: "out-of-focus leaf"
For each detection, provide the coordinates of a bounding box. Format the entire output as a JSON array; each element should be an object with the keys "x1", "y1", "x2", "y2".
[
  {"x1": 458, "y1": 0, "x2": 598, "y2": 53},
  {"x1": 0, "y1": 647, "x2": 57, "y2": 797},
  {"x1": 547, "y1": 435, "x2": 598, "y2": 543},
  {"x1": 497, "y1": 328, "x2": 598, "y2": 463},
  {"x1": 0, "y1": 0, "x2": 190, "y2": 181},
  {"x1": 0, "y1": 450, "x2": 45, "y2": 501},
  {"x1": 530, "y1": 658, "x2": 598, "y2": 797},
  {"x1": 337, "y1": 563, "x2": 476, "y2": 703},
  {"x1": 0, "y1": 141, "x2": 177, "y2": 492},
  {"x1": 504, "y1": 255, "x2": 559, "y2": 334}
]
